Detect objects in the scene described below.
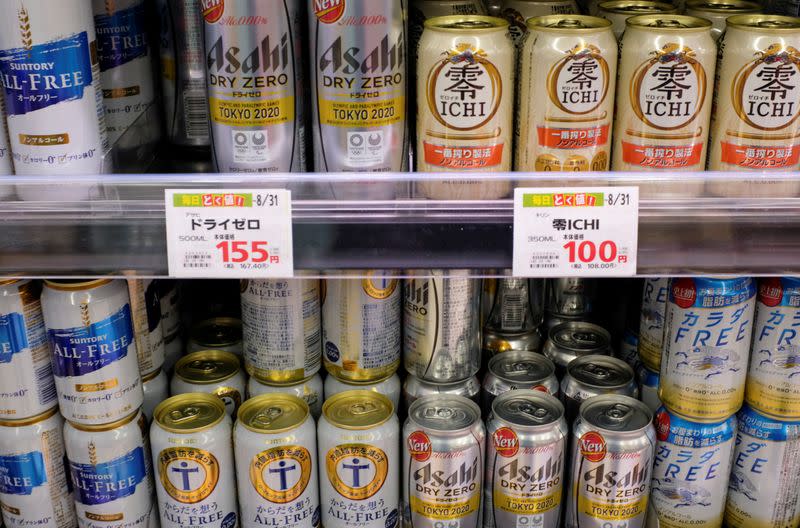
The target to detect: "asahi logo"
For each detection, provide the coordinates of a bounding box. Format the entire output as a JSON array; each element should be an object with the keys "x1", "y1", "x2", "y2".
[
  {"x1": 404, "y1": 280, "x2": 430, "y2": 316},
  {"x1": 408, "y1": 431, "x2": 432, "y2": 462},
  {"x1": 548, "y1": 44, "x2": 609, "y2": 115},
  {"x1": 207, "y1": 34, "x2": 290, "y2": 75},
  {"x1": 733, "y1": 45, "x2": 800, "y2": 131},
  {"x1": 250, "y1": 446, "x2": 311, "y2": 504},
  {"x1": 314, "y1": 0, "x2": 345, "y2": 24},
  {"x1": 201, "y1": 0, "x2": 224, "y2": 24},
  {"x1": 579, "y1": 431, "x2": 606, "y2": 462},
  {"x1": 492, "y1": 427, "x2": 519, "y2": 457},
  {"x1": 413, "y1": 456, "x2": 480, "y2": 490},
  {"x1": 497, "y1": 452, "x2": 562, "y2": 486}
]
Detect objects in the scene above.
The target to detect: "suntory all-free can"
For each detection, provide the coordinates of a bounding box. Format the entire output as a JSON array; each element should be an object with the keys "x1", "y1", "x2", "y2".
[
  {"x1": 561, "y1": 354, "x2": 639, "y2": 425},
  {"x1": 188, "y1": 317, "x2": 243, "y2": 355},
  {"x1": 639, "y1": 277, "x2": 669, "y2": 372},
  {"x1": 142, "y1": 367, "x2": 169, "y2": 421},
  {"x1": 484, "y1": 390, "x2": 568, "y2": 528},
  {"x1": 322, "y1": 274, "x2": 402, "y2": 382},
  {"x1": 651, "y1": 406, "x2": 736, "y2": 528},
  {"x1": 403, "y1": 374, "x2": 482, "y2": 414},
  {"x1": 660, "y1": 277, "x2": 756, "y2": 421},
  {"x1": 64, "y1": 410, "x2": 156, "y2": 528},
  {"x1": 542, "y1": 321, "x2": 612, "y2": 377},
  {"x1": 241, "y1": 279, "x2": 321, "y2": 384},
  {"x1": 247, "y1": 373, "x2": 324, "y2": 419},
  {"x1": 482, "y1": 278, "x2": 544, "y2": 355},
  {"x1": 171, "y1": 350, "x2": 247, "y2": 416},
  {"x1": 725, "y1": 404, "x2": 800, "y2": 528},
  {"x1": 416, "y1": 16, "x2": 514, "y2": 200},
  {"x1": 638, "y1": 365, "x2": 661, "y2": 414},
  {"x1": 482, "y1": 351, "x2": 560, "y2": 416},
  {"x1": 0, "y1": 407, "x2": 77, "y2": 528},
  {"x1": 565, "y1": 395, "x2": 656, "y2": 528},
  {"x1": 403, "y1": 395, "x2": 486, "y2": 528},
  {"x1": 597, "y1": 0, "x2": 679, "y2": 38},
  {"x1": 234, "y1": 394, "x2": 319, "y2": 528},
  {"x1": 324, "y1": 372, "x2": 402, "y2": 411},
  {"x1": 686, "y1": 0, "x2": 762, "y2": 40},
  {"x1": 500, "y1": 0, "x2": 580, "y2": 46},
  {"x1": 318, "y1": 391, "x2": 400, "y2": 528},
  {"x1": 203, "y1": 0, "x2": 307, "y2": 173},
  {"x1": 151, "y1": 394, "x2": 238, "y2": 528},
  {"x1": 127, "y1": 279, "x2": 165, "y2": 377},
  {"x1": 42, "y1": 279, "x2": 143, "y2": 426},
  {"x1": 0, "y1": 279, "x2": 57, "y2": 420}
]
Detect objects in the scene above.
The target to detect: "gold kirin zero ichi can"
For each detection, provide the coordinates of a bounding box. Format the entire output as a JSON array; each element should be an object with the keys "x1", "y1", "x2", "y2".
[
  {"x1": 499, "y1": 0, "x2": 580, "y2": 47},
  {"x1": 686, "y1": 0, "x2": 762, "y2": 41},
  {"x1": 597, "y1": 1, "x2": 679, "y2": 39},
  {"x1": 516, "y1": 15, "x2": 617, "y2": 175}
]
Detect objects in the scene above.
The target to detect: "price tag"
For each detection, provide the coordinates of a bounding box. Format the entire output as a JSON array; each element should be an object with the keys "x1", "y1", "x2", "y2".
[
  {"x1": 165, "y1": 189, "x2": 293, "y2": 278},
  {"x1": 513, "y1": 187, "x2": 639, "y2": 277}
]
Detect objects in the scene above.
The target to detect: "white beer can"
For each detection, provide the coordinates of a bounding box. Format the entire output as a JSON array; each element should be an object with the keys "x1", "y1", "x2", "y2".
[
  {"x1": 247, "y1": 373, "x2": 324, "y2": 419},
  {"x1": 156, "y1": 280, "x2": 181, "y2": 342},
  {"x1": 127, "y1": 279, "x2": 165, "y2": 377},
  {"x1": 188, "y1": 317, "x2": 242, "y2": 356},
  {"x1": 142, "y1": 368, "x2": 169, "y2": 422},
  {"x1": 0, "y1": 96, "x2": 14, "y2": 190},
  {"x1": 639, "y1": 277, "x2": 669, "y2": 372},
  {"x1": 324, "y1": 372, "x2": 402, "y2": 411},
  {"x1": 171, "y1": 350, "x2": 247, "y2": 416}
]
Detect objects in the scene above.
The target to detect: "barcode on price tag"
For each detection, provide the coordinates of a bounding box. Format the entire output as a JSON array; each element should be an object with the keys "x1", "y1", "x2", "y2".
[
  {"x1": 165, "y1": 189, "x2": 293, "y2": 278},
  {"x1": 512, "y1": 187, "x2": 639, "y2": 277}
]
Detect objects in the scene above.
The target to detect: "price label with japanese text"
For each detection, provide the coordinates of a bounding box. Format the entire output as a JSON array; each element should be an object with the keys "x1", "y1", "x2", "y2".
[
  {"x1": 165, "y1": 189, "x2": 293, "y2": 278},
  {"x1": 513, "y1": 187, "x2": 639, "y2": 277}
]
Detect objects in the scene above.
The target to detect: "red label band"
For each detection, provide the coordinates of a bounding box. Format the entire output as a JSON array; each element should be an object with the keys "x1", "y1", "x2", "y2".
[
  {"x1": 423, "y1": 142, "x2": 504, "y2": 169},
  {"x1": 537, "y1": 125, "x2": 609, "y2": 149},
  {"x1": 621, "y1": 141, "x2": 704, "y2": 169},
  {"x1": 720, "y1": 142, "x2": 800, "y2": 169}
]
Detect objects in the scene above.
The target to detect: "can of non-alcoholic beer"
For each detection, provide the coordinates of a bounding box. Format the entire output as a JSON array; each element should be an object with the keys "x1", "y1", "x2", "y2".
[
  {"x1": 482, "y1": 278, "x2": 544, "y2": 355},
  {"x1": 651, "y1": 406, "x2": 736, "y2": 528},
  {"x1": 686, "y1": 0, "x2": 762, "y2": 40},
  {"x1": 42, "y1": 279, "x2": 143, "y2": 425},
  {"x1": 241, "y1": 279, "x2": 320, "y2": 384},
  {"x1": 234, "y1": 394, "x2": 320, "y2": 528},
  {"x1": 403, "y1": 374, "x2": 482, "y2": 414},
  {"x1": 142, "y1": 367, "x2": 169, "y2": 421},
  {"x1": 542, "y1": 321, "x2": 612, "y2": 377},
  {"x1": 403, "y1": 395, "x2": 486, "y2": 528},
  {"x1": 151, "y1": 393, "x2": 238, "y2": 528},
  {"x1": 725, "y1": 404, "x2": 800, "y2": 528},
  {"x1": 484, "y1": 390, "x2": 568, "y2": 528},
  {"x1": 565, "y1": 395, "x2": 656, "y2": 528},
  {"x1": 0, "y1": 98, "x2": 15, "y2": 187},
  {"x1": 416, "y1": 15, "x2": 514, "y2": 199},
  {"x1": 597, "y1": 0, "x2": 679, "y2": 36},
  {"x1": 482, "y1": 351, "x2": 560, "y2": 415},
  {"x1": 64, "y1": 410, "x2": 156, "y2": 528},
  {"x1": 404, "y1": 272, "x2": 481, "y2": 383},
  {"x1": 318, "y1": 391, "x2": 400, "y2": 528},
  {"x1": 171, "y1": 350, "x2": 247, "y2": 416},
  {"x1": 188, "y1": 316, "x2": 242, "y2": 355},
  {"x1": 639, "y1": 277, "x2": 669, "y2": 372},
  {"x1": 410, "y1": 0, "x2": 489, "y2": 54},
  {"x1": 203, "y1": 0, "x2": 307, "y2": 173},
  {"x1": 247, "y1": 372, "x2": 324, "y2": 419},
  {"x1": 324, "y1": 372, "x2": 402, "y2": 411},
  {"x1": 163, "y1": 334, "x2": 183, "y2": 373},
  {"x1": 561, "y1": 354, "x2": 639, "y2": 425},
  {"x1": 0, "y1": 407, "x2": 77, "y2": 528},
  {"x1": 500, "y1": 0, "x2": 580, "y2": 47},
  {"x1": 545, "y1": 277, "x2": 596, "y2": 320},
  {"x1": 660, "y1": 277, "x2": 756, "y2": 421},
  {"x1": 127, "y1": 278, "x2": 165, "y2": 377},
  {"x1": 617, "y1": 328, "x2": 642, "y2": 370},
  {"x1": 0, "y1": 279, "x2": 57, "y2": 420},
  {"x1": 323, "y1": 274, "x2": 402, "y2": 382},
  {"x1": 157, "y1": 279, "x2": 181, "y2": 342},
  {"x1": 638, "y1": 365, "x2": 661, "y2": 413}
]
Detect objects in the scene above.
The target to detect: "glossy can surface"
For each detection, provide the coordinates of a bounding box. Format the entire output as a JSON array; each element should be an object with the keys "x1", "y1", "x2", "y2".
[
  {"x1": 542, "y1": 320, "x2": 612, "y2": 376},
  {"x1": 686, "y1": 0, "x2": 762, "y2": 40},
  {"x1": 598, "y1": 1, "x2": 679, "y2": 38},
  {"x1": 639, "y1": 277, "x2": 669, "y2": 371},
  {"x1": 482, "y1": 278, "x2": 544, "y2": 355},
  {"x1": 127, "y1": 279, "x2": 165, "y2": 377},
  {"x1": 324, "y1": 372, "x2": 402, "y2": 411},
  {"x1": 500, "y1": 0, "x2": 580, "y2": 46},
  {"x1": 171, "y1": 350, "x2": 247, "y2": 416},
  {"x1": 482, "y1": 351, "x2": 560, "y2": 415},
  {"x1": 247, "y1": 373, "x2": 324, "y2": 419},
  {"x1": 561, "y1": 354, "x2": 639, "y2": 425},
  {"x1": 638, "y1": 365, "x2": 662, "y2": 414},
  {"x1": 403, "y1": 374, "x2": 482, "y2": 414},
  {"x1": 545, "y1": 278, "x2": 596, "y2": 318},
  {"x1": 188, "y1": 317, "x2": 243, "y2": 356},
  {"x1": 142, "y1": 368, "x2": 169, "y2": 421}
]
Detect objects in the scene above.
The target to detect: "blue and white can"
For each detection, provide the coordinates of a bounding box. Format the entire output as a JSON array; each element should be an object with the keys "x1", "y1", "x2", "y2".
[
  {"x1": 638, "y1": 364, "x2": 661, "y2": 414},
  {"x1": 639, "y1": 277, "x2": 669, "y2": 371},
  {"x1": 618, "y1": 327, "x2": 642, "y2": 371}
]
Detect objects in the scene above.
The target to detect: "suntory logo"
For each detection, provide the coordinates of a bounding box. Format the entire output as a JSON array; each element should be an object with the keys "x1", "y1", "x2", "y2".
[
  {"x1": 671, "y1": 278, "x2": 697, "y2": 309},
  {"x1": 758, "y1": 278, "x2": 784, "y2": 308},
  {"x1": 548, "y1": 44, "x2": 610, "y2": 116},
  {"x1": 325, "y1": 444, "x2": 388, "y2": 500},
  {"x1": 580, "y1": 431, "x2": 606, "y2": 462},
  {"x1": 492, "y1": 427, "x2": 519, "y2": 458},
  {"x1": 407, "y1": 431, "x2": 432, "y2": 462},
  {"x1": 158, "y1": 447, "x2": 219, "y2": 504},
  {"x1": 201, "y1": 0, "x2": 224, "y2": 23},
  {"x1": 733, "y1": 45, "x2": 800, "y2": 131},
  {"x1": 314, "y1": 0, "x2": 345, "y2": 24},
  {"x1": 250, "y1": 446, "x2": 312, "y2": 504}
]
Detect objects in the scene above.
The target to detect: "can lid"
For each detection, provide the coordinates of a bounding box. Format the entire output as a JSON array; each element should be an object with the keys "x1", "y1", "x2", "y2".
[
  {"x1": 686, "y1": 0, "x2": 761, "y2": 13},
  {"x1": 727, "y1": 14, "x2": 800, "y2": 29},
  {"x1": 175, "y1": 350, "x2": 240, "y2": 384},
  {"x1": 527, "y1": 14, "x2": 612, "y2": 30},
  {"x1": 154, "y1": 393, "x2": 226, "y2": 433},
  {"x1": 627, "y1": 14, "x2": 712, "y2": 29},
  {"x1": 425, "y1": 15, "x2": 510, "y2": 31},
  {"x1": 330, "y1": 371, "x2": 397, "y2": 387},
  {"x1": 43, "y1": 279, "x2": 113, "y2": 291},
  {"x1": 68, "y1": 409, "x2": 140, "y2": 432},
  {"x1": 323, "y1": 390, "x2": 394, "y2": 430},
  {"x1": 567, "y1": 355, "x2": 634, "y2": 389},
  {"x1": 598, "y1": 0, "x2": 678, "y2": 14},
  {"x1": 489, "y1": 351, "x2": 556, "y2": 384},
  {"x1": 238, "y1": 394, "x2": 308, "y2": 434},
  {"x1": 408, "y1": 395, "x2": 481, "y2": 432},
  {"x1": 549, "y1": 321, "x2": 611, "y2": 353},
  {"x1": 142, "y1": 367, "x2": 164, "y2": 383},
  {"x1": 493, "y1": 390, "x2": 565, "y2": 427},
  {"x1": 580, "y1": 395, "x2": 652, "y2": 432},
  {"x1": 190, "y1": 317, "x2": 242, "y2": 347},
  {"x1": 251, "y1": 372, "x2": 319, "y2": 388},
  {"x1": 0, "y1": 406, "x2": 59, "y2": 427}
]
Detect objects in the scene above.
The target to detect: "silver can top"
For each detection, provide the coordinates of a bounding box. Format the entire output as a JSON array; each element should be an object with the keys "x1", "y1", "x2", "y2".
[
  {"x1": 408, "y1": 395, "x2": 481, "y2": 432},
  {"x1": 549, "y1": 321, "x2": 610, "y2": 353},
  {"x1": 493, "y1": 390, "x2": 564, "y2": 427},
  {"x1": 580, "y1": 395, "x2": 652, "y2": 432},
  {"x1": 567, "y1": 355, "x2": 634, "y2": 389},
  {"x1": 488, "y1": 351, "x2": 556, "y2": 384}
]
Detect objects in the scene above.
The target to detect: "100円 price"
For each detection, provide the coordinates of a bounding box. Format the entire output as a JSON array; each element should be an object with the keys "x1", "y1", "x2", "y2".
[{"x1": 564, "y1": 240, "x2": 628, "y2": 265}]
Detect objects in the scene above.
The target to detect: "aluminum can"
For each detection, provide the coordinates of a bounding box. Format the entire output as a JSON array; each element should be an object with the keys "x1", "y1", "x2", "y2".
[
  {"x1": 42, "y1": 279, "x2": 143, "y2": 425},
  {"x1": 0, "y1": 407, "x2": 77, "y2": 528},
  {"x1": 565, "y1": 395, "x2": 656, "y2": 528},
  {"x1": 234, "y1": 394, "x2": 319, "y2": 528},
  {"x1": 545, "y1": 277, "x2": 596, "y2": 318},
  {"x1": 247, "y1": 373, "x2": 324, "y2": 419},
  {"x1": 403, "y1": 374, "x2": 482, "y2": 414},
  {"x1": 686, "y1": 0, "x2": 762, "y2": 40},
  {"x1": 482, "y1": 278, "x2": 544, "y2": 355},
  {"x1": 597, "y1": 0, "x2": 679, "y2": 36},
  {"x1": 241, "y1": 279, "x2": 321, "y2": 384},
  {"x1": 617, "y1": 328, "x2": 642, "y2": 370},
  {"x1": 324, "y1": 372, "x2": 402, "y2": 411},
  {"x1": 484, "y1": 390, "x2": 568, "y2": 528},
  {"x1": 650, "y1": 406, "x2": 736, "y2": 528},
  {"x1": 542, "y1": 320, "x2": 612, "y2": 377},
  {"x1": 0, "y1": 279, "x2": 57, "y2": 420},
  {"x1": 318, "y1": 391, "x2": 400, "y2": 528},
  {"x1": 188, "y1": 317, "x2": 242, "y2": 355},
  {"x1": 482, "y1": 351, "x2": 559, "y2": 416},
  {"x1": 171, "y1": 350, "x2": 247, "y2": 416},
  {"x1": 410, "y1": 0, "x2": 488, "y2": 55},
  {"x1": 92, "y1": 0, "x2": 157, "y2": 145},
  {"x1": 403, "y1": 395, "x2": 486, "y2": 528},
  {"x1": 142, "y1": 368, "x2": 169, "y2": 422},
  {"x1": 322, "y1": 274, "x2": 402, "y2": 382},
  {"x1": 0, "y1": 0, "x2": 108, "y2": 178},
  {"x1": 725, "y1": 404, "x2": 800, "y2": 528},
  {"x1": 416, "y1": 16, "x2": 514, "y2": 200},
  {"x1": 0, "y1": 97, "x2": 14, "y2": 182},
  {"x1": 127, "y1": 279, "x2": 165, "y2": 377},
  {"x1": 151, "y1": 394, "x2": 238, "y2": 528},
  {"x1": 500, "y1": 0, "x2": 580, "y2": 47},
  {"x1": 639, "y1": 277, "x2": 669, "y2": 372},
  {"x1": 660, "y1": 277, "x2": 756, "y2": 422},
  {"x1": 163, "y1": 335, "x2": 183, "y2": 374},
  {"x1": 64, "y1": 410, "x2": 156, "y2": 528},
  {"x1": 156, "y1": 280, "x2": 181, "y2": 342},
  {"x1": 561, "y1": 354, "x2": 639, "y2": 425},
  {"x1": 404, "y1": 272, "x2": 481, "y2": 383},
  {"x1": 638, "y1": 365, "x2": 661, "y2": 414},
  {"x1": 203, "y1": 0, "x2": 307, "y2": 173}
]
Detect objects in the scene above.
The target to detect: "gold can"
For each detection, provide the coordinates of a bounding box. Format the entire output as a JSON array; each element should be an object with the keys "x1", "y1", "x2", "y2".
[
  {"x1": 707, "y1": 15, "x2": 800, "y2": 197},
  {"x1": 686, "y1": 0, "x2": 762, "y2": 40},
  {"x1": 171, "y1": 350, "x2": 247, "y2": 416},
  {"x1": 516, "y1": 16, "x2": 617, "y2": 176},
  {"x1": 188, "y1": 317, "x2": 243, "y2": 356},
  {"x1": 416, "y1": 16, "x2": 515, "y2": 199},
  {"x1": 597, "y1": 1, "x2": 679, "y2": 38},
  {"x1": 499, "y1": 0, "x2": 580, "y2": 46}
]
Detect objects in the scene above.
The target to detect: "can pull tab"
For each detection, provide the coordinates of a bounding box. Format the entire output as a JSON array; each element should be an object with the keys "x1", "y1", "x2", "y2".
[
  {"x1": 757, "y1": 20, "x2": 792, "y2": 27},
  {"x1": 553, "y1": 18, "x2": 586, "y2": 28},
  {"x1": 583, "y1": 363, "x2": 611, "y2": 380},
  {"x1": 606, "y1": 403, "x2": 632, "y2": 420},
  {"x1": 188, "y1": 360, "x2": 219, "y2": 374},
  {"x1": 517, "y1": 403, "x2": 550, "y2": 424},
  {"x1": 572, "y1": 332, "x2": 599, "y2": 346},
  {"x1": 253, "y1": 407, "x2": 283, "y2": 427},
  {"x1": 508, "y1": 361, "x2": 535, "y2": 374},
  {"x1": 169, "y1": 406, "x2": 200, "y2": 423},
  {"x1": 652, "y1": 19, "x2": 687, "y2": 28},
  {"x1": 350, "y1": 401, "x2": 379, "y2": 415}
]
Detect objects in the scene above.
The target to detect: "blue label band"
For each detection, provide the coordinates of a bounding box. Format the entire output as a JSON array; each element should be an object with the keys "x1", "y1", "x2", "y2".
[
  {"x1": 94, "y1": 3, "x2": 149, "y2": 71},
  {"x1": 69, "y1": 446, "x2": 147, "y2": 505},
  {"x1": 0, "y1": 451, "x2": 47, "y2": 495},
  {"x1": 0, "y1": 312, "x2": 28, "y2": 363}
]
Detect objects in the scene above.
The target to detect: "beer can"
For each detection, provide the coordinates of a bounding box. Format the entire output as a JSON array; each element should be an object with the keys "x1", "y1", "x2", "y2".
[
  {"x1": 611, "y1": 15, "x2": 716, "y2": 192},
  {"x1": 0, "y1": 279, "x2": 57, "y2": 420},
  {"x1": 651, "y1": 406, "x2": 736, "y2": 528},
  {"x1": 597, "y1": 0, "x2": 679, "y2": 37},
  {"x1": 545, "y1": 278, "x2": 596, "y2": 319},
  {"x1": 484, "y1": 390, "x2": 568, "y2": 528},
  {"x1": 0, "y1": 0, "x2": 108, "y2": 179},
  {"x1": 617, "y1": 328, "x2": 642, "y2": 370},
  {"x1": 247, "y1": 373, "x2": 324, "y2": 419},
  {"x1": 171, "y1": 350, "x2": 247, "y2": 416},
  {"x1": 565, "y1": 395, "x2": 656, "y2": 528},
  {"x1": 416, "y1": 15, "x2": 515, "y2": 199},
  {"x1": 725, "y1": 404, "x2": 800, "y2": 528},
  {"x1": 638, "y1": 365, "x2": 661, "y2": 414},
  {"x1": 686, "y1": 0, "x2": 762, "y2": 40},
  {"x1": 500, "y1": 0, "x2": 580, "y2": 47},
  {"x1": 241, "y1": 279, "x2": 321, "y2": 384},
  {"x1": 0, "y1": 97, "x2": 14, "y2": 187},
  {"x1": 157, "y1": 279, "x2": 181, "y2": 342},
  {"x1": 411, "y1": 0, "x2": 489, "y2": 54},
  {"x1": 188, "y1": 316, "x2": 242, "y2": 355},
  {"x1": 482, "y1": 351, "x2": 560, "y2": 416},
  {"x1": 660, "y1": 277, "x2": 756, "y2": 422},
  {"x1": 203, "y1": 0, "x2": 307, "y2": 173},
  {"x1": 151, "y1": 394, "x2": 238, "y2": 528},
  {"x1": 318, "y1": 391, "x2": 400, "y2": 528},
  {"x1": 482, "y1": 278, "x2": 544, "y2": 355},
  {"x1": 42, "y1": 279, "x2": 143, "y2": 426},
  {"x1": 403, "y1": 395, "x2": 485, "y2": 528},
  {"x1": 403, "y1": 374, "x2": 481, "y2": 414},
  {"x1": 324, "y1": 372, "x2": 402, "y2": 411},
  {"x1": 542, "y1": 320, "x2": 612, "y2": 377},
  {"x1": 127, "y1": 279, "x2": 165, "y2": 377},
  {"x1": 639, "y1": 277, "x2": 669, "y2": 372},
  {"x1": 142, "y1": 367, "x2": 169, "y2": 421},
  {"x1": 404, "y1": 272, "x2": 481, "y2": 383},
  {"x1": 64, "y1": 410, "x2": 156, "y2": 528},
  {"x1": 234, "y1": 394, "x2": 320, "y2": 528},
  {"x1": 561, "y1": 354, "x2": 639, "y2": 425},
  {"x1": 163, "y1": 334, "x2": 183, "y2": 374},
  {"x1": 322, "y1": 274, "x2": 402, "y2": 382},
  {"x1": 0, "y1": 407, "x2": 77, "y2": 528}
]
